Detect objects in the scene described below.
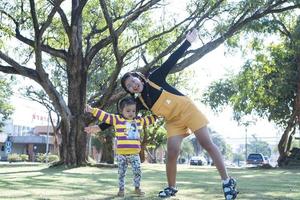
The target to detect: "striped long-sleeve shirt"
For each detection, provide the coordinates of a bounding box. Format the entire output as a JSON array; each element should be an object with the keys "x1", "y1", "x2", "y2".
[{"x1": 91, "y1": 108, "x2": 156, "y2": 155}]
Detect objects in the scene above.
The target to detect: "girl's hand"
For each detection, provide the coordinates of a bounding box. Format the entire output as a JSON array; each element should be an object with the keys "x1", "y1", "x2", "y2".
[
  {"x1": 84, "y1": 125, "x2": 101, "y2": 134},
  {"x1": 186, "y1": 29, "x2": 198, "y2": 44},
  {"x1": 85, "y1": 104, "x2": 93, "y2": 113}
]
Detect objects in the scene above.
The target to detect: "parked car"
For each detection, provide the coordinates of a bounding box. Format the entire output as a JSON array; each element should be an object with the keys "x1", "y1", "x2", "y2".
[
  {"x1": 246, "y1": 153, "x2": 267, "y2": 165},
  {"x1": 190, "y1": 156, "x2": 207, "y2": 166}
]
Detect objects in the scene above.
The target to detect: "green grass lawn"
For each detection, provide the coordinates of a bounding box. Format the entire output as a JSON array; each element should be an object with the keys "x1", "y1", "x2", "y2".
[{"x1": 0, "y1": 163, "x2": 299, "y2": 200}]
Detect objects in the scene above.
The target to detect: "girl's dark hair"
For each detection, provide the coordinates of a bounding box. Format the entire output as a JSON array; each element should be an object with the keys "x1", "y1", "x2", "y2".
[
  {"x1": 118, "y1": 96, "x2": 136, "y2": 112},
  {"x1": 120, "y1": 72, "x2": 145, "y2": 95}
]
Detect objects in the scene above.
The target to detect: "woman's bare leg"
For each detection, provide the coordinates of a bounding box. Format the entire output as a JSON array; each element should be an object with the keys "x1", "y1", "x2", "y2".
[
  {"x1": 194, "y1": 126, "x2": 228, "y2": 180},
  {"x1": 166, "y1": 135, "x2": 184, "y2": 187}
]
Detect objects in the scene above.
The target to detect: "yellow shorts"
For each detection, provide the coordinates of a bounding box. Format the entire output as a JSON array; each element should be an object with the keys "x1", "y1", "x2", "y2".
[{"x1": 151, "y1": 91, "x2": 209, "y2": 138}]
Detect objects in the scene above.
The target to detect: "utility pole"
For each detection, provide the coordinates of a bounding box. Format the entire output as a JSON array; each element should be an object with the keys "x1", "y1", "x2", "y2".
[
  {"x1": 45, "y1": 112, "x2": 50, "y2": 163},
  {"x1": 245, "y1": 128, "x2": 248, "y2": 162},
  {"x1": 241, "y1": 119, "x2": 256, "y2": 162}
]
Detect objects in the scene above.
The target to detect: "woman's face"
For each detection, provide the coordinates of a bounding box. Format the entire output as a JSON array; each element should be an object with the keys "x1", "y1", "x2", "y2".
[{"x1": 124, "y1": 75, "x2": 144, "y2": 93}]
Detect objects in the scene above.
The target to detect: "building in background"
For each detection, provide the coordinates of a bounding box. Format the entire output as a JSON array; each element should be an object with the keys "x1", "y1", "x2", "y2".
[{"x1": 0, "y1": 95, "x2": 59, "y2": 161}]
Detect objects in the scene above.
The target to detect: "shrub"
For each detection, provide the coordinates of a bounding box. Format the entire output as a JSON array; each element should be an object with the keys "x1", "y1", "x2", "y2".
[
  {"x1": 36, "y1": 153, "x2": 46, "y2": 162},
  {"x1": 48, "y1": 154, "x2": 59, "y2": 163},
  {"x1": 20, "y1": 154, "x2": 29, "y2": 161},
  {"x1": 36, "y1": 153, "x2": 59, "y2": 163},
  {"x1": 8, "y1": 153, "x2": 21, "y2": 162}
]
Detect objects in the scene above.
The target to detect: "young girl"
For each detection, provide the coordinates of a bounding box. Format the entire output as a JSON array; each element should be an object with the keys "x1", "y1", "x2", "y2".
[
  {"x1": 85, "y1": 97, "x2": 156, "y2": 197},
  {"x1": 120, "y1": 29, "x2": 238, "y2": 199}
]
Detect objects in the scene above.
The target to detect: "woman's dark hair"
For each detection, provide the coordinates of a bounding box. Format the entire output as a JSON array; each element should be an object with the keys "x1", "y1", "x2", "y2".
[
  {"x1": 120, "y1": 72, "x2": 145, "y2": 95},
  {"x1": 118, "y1": 96, "x2": 136, "y2": 112}
]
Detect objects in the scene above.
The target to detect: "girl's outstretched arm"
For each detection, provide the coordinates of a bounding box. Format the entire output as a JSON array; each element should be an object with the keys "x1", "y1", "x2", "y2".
[{"x1": 85, "y1": 104, "x2": 115, "y2": 125}]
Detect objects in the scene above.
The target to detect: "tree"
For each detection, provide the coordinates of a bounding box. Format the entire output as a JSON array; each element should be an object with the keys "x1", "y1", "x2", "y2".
[
  {"x1": 22, "y1": 86, "x2": 62, "y2": 156},
  {"x1": 179, "y1": 138, "x2": 194, "y2": 163},
  {"x1": 232, "y1": 152, "x2": 244, "y2": 164},
  {"x1": 248, "y1": 136, "x2": 272, "y2": 157},
  {"x1": 0, "y1": 0, "x2": 299, "y2": 166},
  {"x1": 190, "y1": 128, "x2": 231, "y2": 162},
  {"x1": 206, "y1": 130, "x2": 232, "y2": 161},
  {"x1": 0, "y1": 75, "x2": 14, "y2": 131},
  {"x1": 202, "y1": 15, "x2": 300, "y2": 166},
  {"x1": 142, "y1": 119, "x2": 167, "y2": 163}
]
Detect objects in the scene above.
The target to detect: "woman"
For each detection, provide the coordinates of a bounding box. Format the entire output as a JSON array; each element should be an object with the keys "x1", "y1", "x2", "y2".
[{"x1": 120, "y1": 29, "x2": 238, "y2": 199}]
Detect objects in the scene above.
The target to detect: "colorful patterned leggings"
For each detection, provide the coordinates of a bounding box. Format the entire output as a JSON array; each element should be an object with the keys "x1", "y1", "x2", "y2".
[{"x1": 116, "y1": 154, "x2": 141, "y2": 190}]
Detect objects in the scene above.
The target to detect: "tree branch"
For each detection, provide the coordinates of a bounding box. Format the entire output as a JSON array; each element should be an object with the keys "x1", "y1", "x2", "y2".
[
  {"x1": 40, "y1": 0, "x2": 64, "y2": 36},
  {"x1": 98, "y1": 0, "x2": 123, "y2": 105},
  {"x1": 172, "y1": 1, "x2": 300, "y2": 73},
  {"x1": 0, "y1": 53, "x2": 71, "y2": 131},
  {"x1": 85, "y1": 0, "x2": 162, "y2": 66},
  {"x1": 84, "y1": 0, "x2": 140, "y2": 41},
  {"x1": 57, "y1": 6, "x2": 71, "y2": 35},
  {"x1": 99, "y1": 0, "x2": 122, "y2": 66},
  {"x1": 1, "y1": 3, "x2": 68, "y2": 60},
  {"x1": 271, "y1": 14, "x2": 293, "y2": 41},
  {"x1": 0, "y1": 51, "x2": 40, "y2": 81},
  {"x1": 73, "y1": 0, "x2": 88, "y2": 24},
  {"x1": 29, "y1": 0, "x2": 40, "y2": 34}
]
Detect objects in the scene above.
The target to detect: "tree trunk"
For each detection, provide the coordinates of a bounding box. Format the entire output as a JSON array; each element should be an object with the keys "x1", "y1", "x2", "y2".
[
  {"x1": 278, "y1": 54, "x2": 300, "y2": 167},
  {"x1": 56, "y1": 5, "x2": 89, "y2": 166},
  {"x1": 278, "y1": 124, "x2": 293, "y2": 166},
  {"x1": 140, "y1": 145, "x2": 146, "y2": 163},
  {"x1": 59, "y1": 117, "x2": 86, "y2": 166},
  {"x1": 140, "y1": 127, "x2": 149, "y2": 163},
  {"x1": 100, "y1": 135, "x2": 114, "y2": 164},
  {"x1": 144, "y1": 147, "x2": 157, "y2": 163}
]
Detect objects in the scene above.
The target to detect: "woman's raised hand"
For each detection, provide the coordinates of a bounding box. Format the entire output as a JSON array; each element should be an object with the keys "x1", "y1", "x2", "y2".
[{"x1": 186, "y1": 29, "x2": 198, "y2": 44}]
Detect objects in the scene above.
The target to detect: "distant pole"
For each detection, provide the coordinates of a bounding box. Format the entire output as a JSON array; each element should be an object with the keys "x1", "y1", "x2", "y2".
[
  {"x1": 46, "y1": 112, "x2": 50, "y2": 163},
  {"x1": 89, "y1": 135, "x2": 92, "y2": 156},
  {"x1": 245, "y1": 129, "x2": 248, "y2": 162}
]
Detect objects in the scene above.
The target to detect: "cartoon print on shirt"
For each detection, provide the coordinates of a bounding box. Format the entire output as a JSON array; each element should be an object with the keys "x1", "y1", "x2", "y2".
[{"x1": 125, "y1": 121, "x2": 140, "y2": 140}]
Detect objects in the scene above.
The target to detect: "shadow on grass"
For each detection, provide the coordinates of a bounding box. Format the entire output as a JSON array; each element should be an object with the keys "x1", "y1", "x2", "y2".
[{"x1": 0, "y1": 164, "x2": 299, "y2": 199}]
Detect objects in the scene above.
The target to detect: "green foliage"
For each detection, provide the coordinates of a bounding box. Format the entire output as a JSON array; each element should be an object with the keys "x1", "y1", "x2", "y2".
[
  {"x1": 291, "y1": 138, "x2": 300, "y2": 149},
  {"x1": 19, "y1": 154, "x2": 29, "y2": 161},
  {"x1": 143, "y1": 117, "x2": 167, "y2": 153},
  {"x1": 36, "y1": 153, "x2": 45, "y2": 162},
  {"x1": 248, "y1": 137, "x2": 272, "y2": 157},
  {"x1": 180, "y1": 139, "x2": 194, "y2": 159},
  {"x1": 20, "y1": 154, "x2": 29, "y2": 161},
  {"x1": 7, "y1": 153, "x2": 29, "y2": 162},
  {"x1": 209, "y1": 130, "x2": 232, "y2": 159},
  {"x1": 0, "y1": 75, "x2": 14, "y2": 130},
  {"x1": 7, "y1": 153, "x2": 21, "y2": 162},
  {"x1": 233, "y1": 152, "x2": 245, "y2": 162},
  {"x1": 91, "y1": 134, "x2": 104, "y2": 151},
  {"x1": 203, "y1": 16, "x2": 300, "y2": 126},
  {"x1": 190, "y1": 128, "x2": 232, "y2": 160},
  {"x1": 48, "y1": 154, "x2": 59, "y2": 163},
  {"x1": 36, "y1": 153, "x2": 59, "y2": 163},
  {"x1": 202, "y1": 78, "x2": 236, "y2": 112}
]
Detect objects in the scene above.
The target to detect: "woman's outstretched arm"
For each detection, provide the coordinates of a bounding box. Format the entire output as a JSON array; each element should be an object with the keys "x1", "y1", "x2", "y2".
[{"x1": 152, "y1": 29, "x2": 198, "y2": 78}]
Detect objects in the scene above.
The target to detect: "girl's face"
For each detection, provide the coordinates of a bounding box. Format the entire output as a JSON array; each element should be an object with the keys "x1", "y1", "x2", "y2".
[
  {"x1": 124, "y1": 75, "x2": 144, "y2": 93},
  {"x1": 121, "y1": 104, "x2": 137, "y2": 120}
]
